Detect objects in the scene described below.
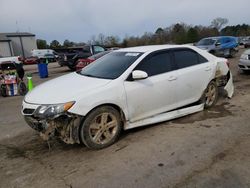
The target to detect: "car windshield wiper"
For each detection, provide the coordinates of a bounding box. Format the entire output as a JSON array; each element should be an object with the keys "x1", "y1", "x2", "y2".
[{"x1": 81, "y1": 73, "x2": 96, "y2": 78}]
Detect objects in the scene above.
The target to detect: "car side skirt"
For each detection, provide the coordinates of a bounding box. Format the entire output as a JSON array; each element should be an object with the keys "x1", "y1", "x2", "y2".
[{"x1": 124, "y1": 103, "x2": 204, "y2": 130}]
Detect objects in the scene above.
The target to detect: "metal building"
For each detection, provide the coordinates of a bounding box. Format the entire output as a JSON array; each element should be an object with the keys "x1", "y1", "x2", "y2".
[{"x1": 0, "y1": 32, "x2": 37, "y2": 58}]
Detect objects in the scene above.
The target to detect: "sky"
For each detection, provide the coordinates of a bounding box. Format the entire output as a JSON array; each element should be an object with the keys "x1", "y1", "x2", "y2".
[{"x1": 0, "y1": 0, "x2": 249, "y2": 44}]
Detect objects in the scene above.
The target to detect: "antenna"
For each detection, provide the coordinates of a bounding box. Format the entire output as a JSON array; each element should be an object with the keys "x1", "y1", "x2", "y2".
[{"x1": 16, "y1": 21, "x2": 19, "y2": 32}]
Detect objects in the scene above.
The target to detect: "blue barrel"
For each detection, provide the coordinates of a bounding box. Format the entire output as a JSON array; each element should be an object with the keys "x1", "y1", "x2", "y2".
[{"x1": 37, "y1": 61, "x2": 48, "y2": 78}]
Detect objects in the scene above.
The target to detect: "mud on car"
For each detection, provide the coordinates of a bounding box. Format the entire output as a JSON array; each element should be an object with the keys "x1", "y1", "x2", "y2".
[{"x1": 22, "y1": 45, "x2": 234, "y2": 149}]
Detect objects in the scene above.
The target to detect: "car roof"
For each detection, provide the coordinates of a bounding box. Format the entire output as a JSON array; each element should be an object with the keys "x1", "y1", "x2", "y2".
[
  {"x1": 203, "y1": 36, "x2": 236, "y2": 40},
  {"x1": 117, "y1": 44, "x2": 192, "y2": 53}
]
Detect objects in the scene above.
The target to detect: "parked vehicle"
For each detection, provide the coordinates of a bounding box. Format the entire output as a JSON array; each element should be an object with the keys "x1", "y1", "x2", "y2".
[
  {"x1": 76, "y1": 51, "x2": 111, "y2": 71},
  {"x1": 22, "y1": 45, "x2": 234, "y2": 149},
  {"x1": 195, "y1": 36, "x2": 238, "y2": 57},
  {"x1": 0, "y1": 56, "x2": 23, "y2": 65},
  {"x1": 0, "y1": 61, "x2": 27, "y2": 97},
  {"x1": 23, "y1": 56, "x2": 39, "y2": 65},
  {"x1": 31, "y1": 49, "x2": 57, "y2": 62},
  {"x1": 242, "y1": 37, "x2": 250, "y2": 48},
  {"x1": 238, "y1": 49, "x2": 250, "y2": 72},
  {"x1": 57, "y1": 45, "x2": 106, "y2": 71}
]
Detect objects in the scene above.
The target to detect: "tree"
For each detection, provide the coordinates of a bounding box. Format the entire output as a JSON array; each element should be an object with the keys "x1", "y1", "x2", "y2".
[
  {"x1": 171, "y1": 23, "x2": 187, "y2": 44},
  {"x1": 155, "y1": 27, "x2": 164, "y2": 35},
  {"x1": 186, "y1": 28, "x2": 199, "y2": 43},
  {"x1": 211, "y1": 17, "x2": 228, "y2": 31},
  {"x1": 50, "y1": 40, "x2": 61, "y2": 48},
  {"x1": 63, "y1": 39, "x2": 74, "y2": 47},
  {"x1": 36, "y1": 39, "x2": 48, "y2": 49},
  {"x1": 104, "y1": 35, "x2": 120, "y2": 47}
]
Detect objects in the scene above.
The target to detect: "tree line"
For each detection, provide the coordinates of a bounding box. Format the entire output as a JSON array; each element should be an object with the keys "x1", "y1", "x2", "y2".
[{"x1": 37, "y1": 18, "x2": 250, "y2": 49}]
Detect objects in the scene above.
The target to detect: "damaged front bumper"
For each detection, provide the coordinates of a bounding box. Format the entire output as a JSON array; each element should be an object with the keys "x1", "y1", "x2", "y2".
[{"x1": 22, "y1": 102, "x2": 82, "y2": 144}]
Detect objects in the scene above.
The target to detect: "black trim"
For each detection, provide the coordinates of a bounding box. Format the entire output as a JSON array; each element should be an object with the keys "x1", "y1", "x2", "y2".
[
  {"x1": 19, "y1": 36, "x2": 25, "y2": 58},
  {"x1": 8, "y1": 41, "x2": 13, "y2": 56}
]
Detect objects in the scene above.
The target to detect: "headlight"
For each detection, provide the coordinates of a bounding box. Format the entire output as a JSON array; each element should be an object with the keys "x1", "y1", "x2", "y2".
[
  {"x1": 35, "y1": 101, "x2": 75, "y2": 119},
  {"x1": 240, "y1": 54, "x2": 248, "y2": 60}
]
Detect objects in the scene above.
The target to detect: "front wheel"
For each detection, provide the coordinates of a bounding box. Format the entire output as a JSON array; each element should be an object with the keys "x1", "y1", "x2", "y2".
[
  {"x1": 18, "y1": 81, "x2": 27, "y2": 96},
  {"x1": 79, "y1": 106, "x2": 122, "y2": 150},
  {"x1": 204, "y1": 81, "x2": 218, "y2": 109}
]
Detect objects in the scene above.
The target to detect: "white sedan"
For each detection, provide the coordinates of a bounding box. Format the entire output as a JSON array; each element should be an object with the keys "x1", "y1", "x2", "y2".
[{"x1": 22, "y1": 45, "x2": 234, "y2": 149}]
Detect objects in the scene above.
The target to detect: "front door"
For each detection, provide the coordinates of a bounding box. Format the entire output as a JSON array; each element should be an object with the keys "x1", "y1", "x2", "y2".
[{"x1": 124, "y1": 50, "x2": 179, "y2": 123}]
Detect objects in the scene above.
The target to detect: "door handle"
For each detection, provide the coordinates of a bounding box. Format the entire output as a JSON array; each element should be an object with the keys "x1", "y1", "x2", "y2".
[
  {"x1": 205, "y1": 66, "x2": 211, "y2": 71},
  {"x1": 168, "y1": 76, "x2": 177, "y2": 81}
]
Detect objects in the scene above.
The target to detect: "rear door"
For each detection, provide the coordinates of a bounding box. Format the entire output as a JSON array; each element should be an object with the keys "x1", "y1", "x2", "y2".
[
  {"x1": 124, "y1": 50, "x2": 179, "y2": 122},
  {"x1": 173, "y1": 48, "x2": 213, "y2": 107}
]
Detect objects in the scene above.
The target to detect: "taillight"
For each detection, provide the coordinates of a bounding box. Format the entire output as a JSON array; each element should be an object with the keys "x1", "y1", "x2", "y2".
[{"x1": 18, "y1": 56, "x2": 23, "y2": 61}]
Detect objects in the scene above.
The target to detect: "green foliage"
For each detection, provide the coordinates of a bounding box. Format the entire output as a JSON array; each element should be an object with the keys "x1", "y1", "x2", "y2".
[
  {"x1": 186, "y1": 28, "x2": 199, "y2": 43},
  {"x1": 48, "y1": 18, "x2": 250, "y2": 49},
  {"x1": 36, "y1": 39, "x2": 48, "y2": 49},
  {"x1": 63, "y1": 39, "x2": 74, "y2": 47},
  {"x1": 50, "y1": 40, "x2": 61, "y2": 48},
  {"x1": 221, "y1": 24, "x2": 250, "y2": 36}
]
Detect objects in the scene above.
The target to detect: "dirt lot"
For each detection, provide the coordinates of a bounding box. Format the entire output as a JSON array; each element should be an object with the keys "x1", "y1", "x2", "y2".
[{"x1": 0, "y1": 49, "x2": 250, "y2": 188}]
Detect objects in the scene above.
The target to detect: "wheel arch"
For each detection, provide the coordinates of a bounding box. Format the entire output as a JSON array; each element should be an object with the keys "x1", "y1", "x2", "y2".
[{"x1": 81, "y1": 103, "x2": 127, "y2": 128}]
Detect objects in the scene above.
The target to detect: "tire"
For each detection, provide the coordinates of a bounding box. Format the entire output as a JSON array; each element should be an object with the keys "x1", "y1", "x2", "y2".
[
  {"x1": 67, "y1": 64, "x2": 76, "y2": 71},
  {"x1": 204, "y1": 81, "x2": 218, "y2": 109},
  {"x1": 79, "y1": 106, "x2": 123, "y2": 150},
  {"x1": 0, "y1": 84, "x2": 7, "y2": 97},
  {"x1": 18, "y1": 81, "x2": 27, "y2": 96},
  {"x1": 229, "y1": 49, "x2": 236, "y2": 58}
]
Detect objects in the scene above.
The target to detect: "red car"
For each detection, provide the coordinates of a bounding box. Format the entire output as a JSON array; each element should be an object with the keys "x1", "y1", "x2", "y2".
[
  {"x1": 23, "y1": 56, "x2": 39, "y2": 65},
  {"x1": 75, "y1": 51, "x2": 111, "y2": 71}
]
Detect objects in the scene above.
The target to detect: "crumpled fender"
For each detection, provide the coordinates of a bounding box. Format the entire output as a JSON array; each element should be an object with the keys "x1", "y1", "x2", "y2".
[{"x1": 215, "y1": 60, "x2": 234, "y2": 98}]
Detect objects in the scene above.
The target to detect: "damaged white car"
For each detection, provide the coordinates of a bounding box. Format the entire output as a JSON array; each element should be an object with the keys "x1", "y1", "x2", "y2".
[{"x1": 22, "y1": 45, "x2": 234, "y2": 149}]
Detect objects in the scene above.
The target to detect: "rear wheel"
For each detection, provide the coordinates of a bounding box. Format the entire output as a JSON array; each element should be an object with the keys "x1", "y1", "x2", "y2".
[
  {"x1": 79, "y1": 106, "x2": 122, "y2": 149},
  {"x1": 67, "y1": 64, "x2": 76, "y2": 71},
  {"x1": 0, "y1": 84, "x2": 7, "y2": 97},
  {"x1": 204, "y1": 81, "x2": 218, "y2": 109}
]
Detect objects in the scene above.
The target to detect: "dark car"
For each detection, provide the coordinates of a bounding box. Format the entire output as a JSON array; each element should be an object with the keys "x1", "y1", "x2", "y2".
[{"x1": 57, "y1": 45, "x2": 106, "y2": 70}]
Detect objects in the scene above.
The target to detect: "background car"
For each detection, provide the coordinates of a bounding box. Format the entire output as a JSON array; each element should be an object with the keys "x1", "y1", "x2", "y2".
[
  {"x1": 23, "y1": 56, "x2": 39, "y2": 65},
  {"x1": 56, "y1": 45, "x2": 106, "y2": 71},
  {"x1": 75, "y1": 51, "x2": 111, "y2": 71},
  {"x1": 242, "y1": 37, "x2": 250, "y2": 48},
  {"x1": 238, "y1": 49, "x2": 250, "y2": 72},
  {"x1": 195, "y1": 36, "x2": 238, "y2": 57}
]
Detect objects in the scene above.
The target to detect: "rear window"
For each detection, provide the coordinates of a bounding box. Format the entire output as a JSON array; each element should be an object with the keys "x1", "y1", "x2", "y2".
[{"x1": 174, "y1": 49, "x2": 208, "y2": 69}]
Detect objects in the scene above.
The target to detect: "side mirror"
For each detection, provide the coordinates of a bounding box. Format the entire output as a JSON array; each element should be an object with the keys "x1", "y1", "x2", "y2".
[
  {"x1": 132, "y1": 70, "x2": 148, "y2": 80},
  {"x1": 215, "y1": 42, "x2": 221, "y2": 46}
]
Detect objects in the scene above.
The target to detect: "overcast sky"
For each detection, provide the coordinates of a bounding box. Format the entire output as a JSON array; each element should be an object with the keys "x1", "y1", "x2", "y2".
[{"x1": 0, "y1": 0, "x2": 249, "y2": 43}]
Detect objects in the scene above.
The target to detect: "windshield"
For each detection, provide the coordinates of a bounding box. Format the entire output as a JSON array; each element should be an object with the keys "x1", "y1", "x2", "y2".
[
  {"x1": 197, "y1": 38, "x2": 217, "y2": 46},
  {"x1": 79, "y1": 51, "x2": 142, "y2": 79}
]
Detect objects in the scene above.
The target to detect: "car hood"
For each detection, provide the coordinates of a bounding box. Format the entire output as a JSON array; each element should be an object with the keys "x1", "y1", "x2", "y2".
[
  {"x1": 196, "y1": 45, "x2": 213, "y2": 51},
  {"x1": 24, "y1": 72, "x2": 111, "y2": 104}
]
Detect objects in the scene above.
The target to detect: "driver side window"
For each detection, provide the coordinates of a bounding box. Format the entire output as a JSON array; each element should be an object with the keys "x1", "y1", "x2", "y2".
[{"x1": 135, "y1": 51, "x2": 173, "y2": 77}]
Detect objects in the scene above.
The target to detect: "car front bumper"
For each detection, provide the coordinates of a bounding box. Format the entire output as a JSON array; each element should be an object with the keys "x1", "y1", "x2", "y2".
[
  {"x1": 22, "y1": 101, "x2": 81, "y2": 144},
  {"x1": 238, "y1": 59, "x2": 250, "y2": 70}
]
